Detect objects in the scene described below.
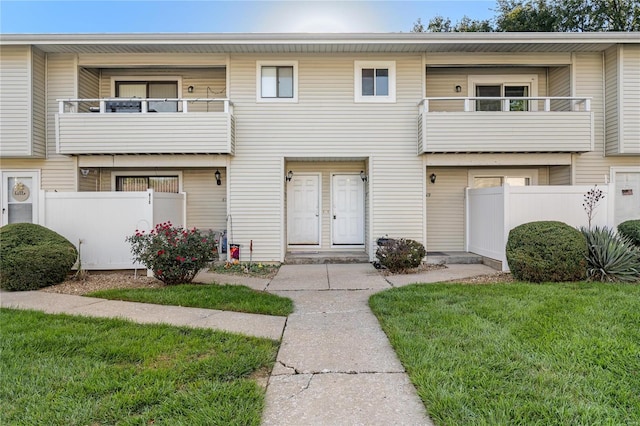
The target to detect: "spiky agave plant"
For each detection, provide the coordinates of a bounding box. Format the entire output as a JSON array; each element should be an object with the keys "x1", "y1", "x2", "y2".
[{"x1": 581, "y1": 226, "x2": 640, "y2": 283}]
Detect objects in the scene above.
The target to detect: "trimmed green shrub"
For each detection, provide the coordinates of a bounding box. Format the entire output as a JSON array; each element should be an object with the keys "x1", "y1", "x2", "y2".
[
  {"x1": 0, "y1": 223, "x2": 77, "y2": 291},
  {"x1": 506, "y1": 221, "x2": 587, "y2": 282},
  {"x1": 581, "y1": 226, "x2": 640, "y2": 282},
  {"x1": 376, "y1": 238, "x2": 426, "y2": 273},
  {"x1": 618, "y1": 220, "x2": 640, "y2": 248}
]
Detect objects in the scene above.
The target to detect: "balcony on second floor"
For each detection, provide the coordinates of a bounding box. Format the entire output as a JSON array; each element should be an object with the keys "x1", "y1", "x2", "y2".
[
  {"x1": 56, "y1": 98, "x2": 235, "y2": 155},
  {"x1": 417, "y1": 97, "x2": 594, "y2": 154}
]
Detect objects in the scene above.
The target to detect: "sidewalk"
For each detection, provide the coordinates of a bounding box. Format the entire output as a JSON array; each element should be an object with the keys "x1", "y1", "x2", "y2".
[{"x1": 0, "y1": 289, "x2": 286, "y2": 340}]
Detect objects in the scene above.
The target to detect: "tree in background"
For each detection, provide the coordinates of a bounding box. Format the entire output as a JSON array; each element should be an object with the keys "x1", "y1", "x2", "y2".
[{"x1": 411, "y1": 0, "x2": 639, "y2": 32}]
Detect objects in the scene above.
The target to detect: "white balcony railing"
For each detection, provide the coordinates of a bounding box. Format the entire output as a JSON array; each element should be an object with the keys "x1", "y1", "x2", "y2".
[
  {"x1": 58, "y1": 98, "x2": 233, "y2": 114},
  {"x1": 417, "y1": 96, "x2": 594, "y2": 154},
  {"x1": 418, "y1": 96, "x2": 591, "y2": 113}
]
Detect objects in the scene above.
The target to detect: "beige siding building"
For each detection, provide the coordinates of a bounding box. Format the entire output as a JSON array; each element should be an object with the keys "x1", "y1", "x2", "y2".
[{"x1": 1, "y1": 33, "x2": 638, "y2": 265}]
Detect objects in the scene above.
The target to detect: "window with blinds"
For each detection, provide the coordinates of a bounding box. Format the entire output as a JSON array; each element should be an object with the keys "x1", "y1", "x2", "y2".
[{"x1": 116, "y1": 176, "x2": 179, "y2": 193}]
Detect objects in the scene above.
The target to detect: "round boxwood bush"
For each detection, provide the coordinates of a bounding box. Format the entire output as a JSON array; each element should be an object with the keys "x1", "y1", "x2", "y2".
[
  {"x1": 618, "y1": 219, "x2": 640, "y2": 248},
  {"x1": 506, "y1": 221, "x2": 587, "y2": 282},
  {"x1": 0, "y1": 223, "x2": 77, "y2": 291}
]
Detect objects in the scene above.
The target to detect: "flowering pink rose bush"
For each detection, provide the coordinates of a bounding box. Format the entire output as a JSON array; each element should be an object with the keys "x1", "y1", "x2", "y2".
[{"x1": 126, "y1": 222, "x2": 218, "y2": 285}]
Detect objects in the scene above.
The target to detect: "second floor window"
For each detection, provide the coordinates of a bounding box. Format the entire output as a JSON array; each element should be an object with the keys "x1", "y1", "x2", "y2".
[
  {"x1": 257, "y1": 61, "x2": 298, "y2": 102},
  {"x1": 261, "y1": 66, "x2": 294, "y2": 98},
  {"x1": 354, "y1": 61, "x2": 396, "y2": 103},
  {"x1": 361, "y1": 68, "x2": 389, "y2": 96}
]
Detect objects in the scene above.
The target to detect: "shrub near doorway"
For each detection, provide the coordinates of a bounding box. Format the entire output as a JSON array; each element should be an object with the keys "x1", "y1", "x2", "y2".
[{"x1": 506, "y1": 221, "x2": 587, "y2": 282}]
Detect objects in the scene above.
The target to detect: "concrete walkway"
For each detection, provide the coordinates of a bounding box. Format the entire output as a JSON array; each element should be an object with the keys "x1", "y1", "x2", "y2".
[
  {"x1": 261, "y1": 263, "x2": 495, "y2": 426},
  {"x1": 1, "y1": 262, "x2": 497, "y2": 425}
]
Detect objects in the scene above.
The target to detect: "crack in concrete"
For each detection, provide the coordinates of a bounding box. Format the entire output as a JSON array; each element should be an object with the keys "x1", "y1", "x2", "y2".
[
  {"x1": 325, "y1": 264, "x2": 331, "y2": 290},
  {"x1": 278, "y1": 360, "x2": 302, "y2": 375}
]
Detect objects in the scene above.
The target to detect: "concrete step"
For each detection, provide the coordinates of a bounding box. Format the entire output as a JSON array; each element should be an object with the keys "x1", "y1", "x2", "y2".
[
  {"x1": 426, "y1": 251, "x2": 484, "y2": 265},
  {"x1": 285, "y1": 251, "x2": 370, "y2": 265}
]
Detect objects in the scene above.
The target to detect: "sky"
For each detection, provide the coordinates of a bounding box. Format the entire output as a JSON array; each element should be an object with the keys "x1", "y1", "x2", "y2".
[{"x1": 0, "y1": 0, "x2": 496, "y2": 33}]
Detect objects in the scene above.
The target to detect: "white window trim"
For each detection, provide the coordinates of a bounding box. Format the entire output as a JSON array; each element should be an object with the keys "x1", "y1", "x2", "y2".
[
  {"x1": 468, "y1": 74, "x2": 538, "y2": 111},
  {"x1": 256, "y1": 60, "x2": 299, "y2": 103},
  {"x1": 468, "y1": 169, "x2": 539, "y2": 188},
  {"x1": 111, "y1": 170, "x2": 184, "y2": 193},
  {"x1": 110, "y1": 76, "x2": 183, "y2": 98},
  {"x1": 354, "y1": 60, "x2": 396, "y2": 103}
]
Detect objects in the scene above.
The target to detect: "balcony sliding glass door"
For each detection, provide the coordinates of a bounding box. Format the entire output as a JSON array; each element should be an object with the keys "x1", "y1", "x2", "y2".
[{"x1": 115, "y1": 81, "x2": 178, "y2": 112}]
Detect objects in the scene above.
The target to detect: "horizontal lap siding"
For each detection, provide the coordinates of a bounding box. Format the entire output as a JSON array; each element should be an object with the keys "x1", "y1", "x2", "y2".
[
  {"x1": 0, "y1": 46, "x2": 31, "y2": 156},
  {"x1": 229, "y1": 54, "x2": 424, "y2": 261},
  {"x1": 622, "y1": 45, "x2": 640, "y2": 154},
  {"x1": 183, "y1": 169, "x2": 227, "y2": 231},
  {"x1": 548, "y1": 66, "x2": 571, "y2": 111},
  {"x1": 573, "y1": 53, "x2": 639, "y2": 185},
  {"x1": 423, "y1": 112, "x2": 592, "y2": 152},
  {"x1": 43, "y1": 54, "x2": 78, "y2": 191},
  {"x1": 2, "y1": 53, "x2": 77, "y2": 191},
  {"x1": 549, "y1": 166, "x2": 571, "y2": 184},
  {"x1": 31, "y1": 47, "x2": 46, "y2": 157},
  {"x1": 57, "y1": 113, "x2": 231, "y2": 154},
  {"x1": 426, "y1": 167, "x2": 467, "y2": 251},
  {"x1": 605, "y1": 46, "x2": 620, "y2": 155}
]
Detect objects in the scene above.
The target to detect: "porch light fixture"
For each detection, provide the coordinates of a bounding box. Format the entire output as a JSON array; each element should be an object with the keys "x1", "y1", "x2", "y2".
[
  {"x1": 188, "y1": 85, "x2": 194, "y2": 93},
  {"x1": 215, "y1": 169, "x2": 221, "y2": 185},
  {"x1": 286, "y1": 170, "x2": 293, "y2": 182},
  {"x1": 430, "y1": 173, "x2": 437, "y2": 184},
  {"x1": 455, "y1": 85, "x2": 462, "y2": 93},
  {"x1": 360, "y1": 170, "x2": 368, "y2": 182},
  {"x1": 80, "y1": 168, "x2": 90, "y2": 178}
]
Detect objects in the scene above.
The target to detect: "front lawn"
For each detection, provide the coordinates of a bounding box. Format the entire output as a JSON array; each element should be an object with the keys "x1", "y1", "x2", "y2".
[
  {"x1": 369, "y1": 282, "x2": 640, "y2": 425},
  {"x1": 88, "y1": 283, "x2": 294, "y2": 316},
  {"x1": 0, "y1": 309, "x2": 279, "y2": 425}
]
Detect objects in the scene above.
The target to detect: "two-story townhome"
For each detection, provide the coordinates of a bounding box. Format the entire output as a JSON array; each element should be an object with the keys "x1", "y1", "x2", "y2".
[{"x1": 1, "y1": 33, "x2": 638, "y2": 267}]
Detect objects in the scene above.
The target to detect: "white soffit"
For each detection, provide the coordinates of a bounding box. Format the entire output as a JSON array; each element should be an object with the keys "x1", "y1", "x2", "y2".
[{"x1": 1, "y1": 32, "x2": 637, "y2": 54}]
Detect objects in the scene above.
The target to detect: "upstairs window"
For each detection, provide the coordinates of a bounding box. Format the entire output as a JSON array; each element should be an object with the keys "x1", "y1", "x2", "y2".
[
  {"x1": 257, "y1": 61, "x2": 298, "y2": 102},
  {"x1": 354, "y1": 61, "x2": 396, "y2": 103}
]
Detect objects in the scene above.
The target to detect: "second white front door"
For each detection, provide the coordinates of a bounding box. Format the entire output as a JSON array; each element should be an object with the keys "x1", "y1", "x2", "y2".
[
  {"x1": 287, "y1": 174, "x2": 320, "y2": 245},
  {"x1": 332, "y1": 174, "x2": 364, "y2": 245}
]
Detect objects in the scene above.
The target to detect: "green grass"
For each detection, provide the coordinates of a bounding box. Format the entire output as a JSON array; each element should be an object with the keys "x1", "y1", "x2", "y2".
[
  {"x1": 369, "y1": 282, "x2": 640, "y2": 426},
  {"x1": 88, "y1": 284, "x2": 294, "y2": 316},
  {"x1": 0, "y1": 308, "x2": 279, "y2": 425}
]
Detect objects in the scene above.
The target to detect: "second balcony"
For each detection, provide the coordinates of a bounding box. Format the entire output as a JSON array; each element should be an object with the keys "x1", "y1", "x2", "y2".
[{"x1": 56, "y1": 98, "x2": 235, "y2": 155}]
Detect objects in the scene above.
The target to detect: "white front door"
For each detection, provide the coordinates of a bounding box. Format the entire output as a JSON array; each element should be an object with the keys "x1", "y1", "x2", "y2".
[
  {"x1": 287, "y1": 174, "x2": 320, "y2": 245},
  {"x1": 1, "y1": 171, "x2": 40, "y2": 226},
  {"x1": 614, "y1": 171, "x2": 640, "y2": 226},
  {"x1": 332, "y1": 174, "x2": 364, "y2": 245}
]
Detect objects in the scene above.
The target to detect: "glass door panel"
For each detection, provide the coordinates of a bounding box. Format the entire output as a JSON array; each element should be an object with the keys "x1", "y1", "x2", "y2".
[
  {"x1": 505, "y1": 85, "x2": 529, "y2": 111},
  {"x1": 148, "y1": 82, "x2": 178, "y2": 112},
  {"x1": 476, "y1": 85, "x2": 501, "y2": 111}
]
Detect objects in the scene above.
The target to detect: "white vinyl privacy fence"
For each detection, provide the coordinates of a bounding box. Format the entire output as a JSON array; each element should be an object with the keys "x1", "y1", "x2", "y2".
[
  {"x1": 41, "y1": 190, "x2": 186, "y2": 269},
  {"x1": 466, "y1": 185, "x2": 613, "y2": 272}
]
